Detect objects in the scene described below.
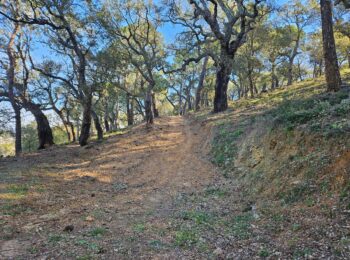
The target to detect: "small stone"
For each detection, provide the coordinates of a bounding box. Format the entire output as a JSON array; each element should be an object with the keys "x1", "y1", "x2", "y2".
[
  {"x1": 213, "y1": 247, "x2": 224, "y2": 256},
  {"x1": 63, "y1": 225, "x2": 74, "y2": 232},
  {"x1": 85, "y1": 216, "x2": 94, "y2": 222}
]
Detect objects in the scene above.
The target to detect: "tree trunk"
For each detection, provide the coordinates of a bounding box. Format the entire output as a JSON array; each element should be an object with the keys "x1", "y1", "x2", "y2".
[
  {"x1": 319, "y1": 59, "x2": 324, "y2": 76},
  {"x1": 79, "y1": 97, "x2": 92, "y2": 146},
  {"x1": 126, "y1": 93, "x2": 134, "y2": 126},
  {"x1": 271, "y1": 62, "x2": 276, "y2": 90},
  {"x1": 205, "y1": 91, "x2": 209, "y2": 107},
  {"x1": 287, "y1": 59, "x2": 294, "y2": 86},
  {"x1": 104, "y1": 102, "x2": 110, "y2": 132},
  {"x1": 104, "y1": 116, "x2": 110, "y2": 132},
  {"x1": 14, "y1": 107, "x2": 22, "y2": 156},
  {"x1": 68, "y1": 122, "x2": 76, "y2": 142},
  {"x1": 320, "y1": 0, "x2": 342, "y2": 92},
  {"x1": 348, "y1": 51, "x2": 350, "y2": 68},
  {"x1": 213, "y1": 56, "x2": 232, "y2": 113},
  {"x1": 152, "y1": 92, "x2": 159, "y2": 118},
  {"x1": 91, "y1": 110, "x2": 103, "y2": 140},
  {"x1": 179, "y1": 83, "x2": 184, "y2": 115},
  {"x1": 195, "y1": 56, "x2": 209, "y2": 111},
  {"x1": 53, "y1": 109, "x2": 71, "y2": 142},
  {"x1": 145, "y1": 89, "x2": 154, "y2": 124},
  {"x1": 6, "y1": 24, "x2": 22, "y2": 155},
  {"x1": 22, "y1": 101, "x2": 54, "y2": 149},
  {"x1": 248, "y1": 70, "x2": 255, "y2": 98}
]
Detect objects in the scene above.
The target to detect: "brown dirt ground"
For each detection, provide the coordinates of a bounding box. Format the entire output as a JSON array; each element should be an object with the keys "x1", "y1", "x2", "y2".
[
  {"x1": 0, "y1": 116, "x2": 217, "y2": 259},
  {"x1": 1, "y1": 113, "x2": 349, "y2": 260}
]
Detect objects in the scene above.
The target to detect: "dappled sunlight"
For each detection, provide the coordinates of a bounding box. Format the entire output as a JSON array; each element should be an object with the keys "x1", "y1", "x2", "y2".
[{"x1": 0, "y1": 193, "x2": 24, "y2": 200}]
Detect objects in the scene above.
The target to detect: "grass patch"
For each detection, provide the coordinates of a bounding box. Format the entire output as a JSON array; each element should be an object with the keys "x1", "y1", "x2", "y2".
[
  {"x1": 258, "y1": 248, "x2": 270, "y2": 257},
  {"x1": 48, "y1": 234, "x2": 64, "y2": 244},
  {"x1": 0, "y1": 203, "x2": 31, "y2": 216},
  {"x1": 88, "y1": 227, "x2": 107, "y2": 237},
  {"x1": 174, "y1": 229, "x2": 199, "y2": 248},
  {"x1": 7, "y1": 184, "x2": 29, "y2": 196},
  {"x1": 148, "y1": 240, "x2": 167, "y2": 250},
  {"x1": 229, "y1": 213, "x2": 254, "y2": 239},
  {"x1": 133, "y1": 223, "x2": 146, "y2": 233},
  {"x1": 75, "y1": 239, "x2": 103, "y2": 253},
  {"x1": 180, "y1": 210, "x2": 214, "y2": 225},
  {"x1": 279, "y1": 181, "x2": 315, "y2": 204},
  {"x1": 204, "y1": 187, "x2": 227, "y2": 198},
  {"x1": 271, "y1": 88, "x2": 350, "y2": 132},
  {"x1": 211, "y1": 126, "x2": 244, "y2": 168}
]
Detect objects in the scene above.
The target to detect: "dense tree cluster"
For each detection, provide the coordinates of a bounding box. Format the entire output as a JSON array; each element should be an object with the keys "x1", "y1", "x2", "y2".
[{"x1": 0, "y1": 0, "x2": 348, "y2": 155}]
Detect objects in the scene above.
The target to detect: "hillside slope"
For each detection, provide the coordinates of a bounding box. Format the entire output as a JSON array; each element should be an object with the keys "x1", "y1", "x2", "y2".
[
  {"x1": 0, "y1": 74, "x2": 350, "y2": 259},
  {"x1": 197, "y1": 72, "x2": 350, "y2": 258}
]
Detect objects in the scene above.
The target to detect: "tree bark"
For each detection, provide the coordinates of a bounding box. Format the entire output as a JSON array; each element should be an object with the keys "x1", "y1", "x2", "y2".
[
  {"x1": 6, "y1": 24, "x2": 22, "y2": 155},
  {"x1": 214, "y1": 56, "x2": 232, "y2": 113},
  {"x1": 145, "y1": 89, "x2": 154, "y2": 124},
  {"x1": 320, "y1": 0, "x2": 342, "y2": 92},
  {"x1": 14, "y1": 107, "x2": 22, "y2": 156},
  {"x1": 195, "y1": 56, "x2": 209, "y2": 111},
  {"x1": 179, "y1": 82, "x2": 184, "y2": 115},
  {"x1": 104, "y1": 116, "x2": 110, "y2": 132},
  {"x1": 271, "y1": 61, "x2": 276, "y2": 90},
  {"x1": 68, "y1": 122, "x2": 76, "y2": 142},
  {"x1": 22, "y1": 101, "x2": 54, "y2": 149},
  {"x1": 79, "y1": 97, "x2": 92, "y2": 146},
  {"x1": 287, "y1": 59, "x2": 294, "y2": 86},
  {"x1": 152, "y1": 92, "x2": 159, "y2": 118},
  {"x1": 248, "y1": 69, "x2": 255, "y2": 98},
  {"x1": 104, "y1": 102, "x2": 110, "y2": 132},
  {"x1": 126, "y1": 93, "x2": 134, "y2": 126},
  {"x1": 91, "y1": 110, "x2": 103, "y2": 140}
]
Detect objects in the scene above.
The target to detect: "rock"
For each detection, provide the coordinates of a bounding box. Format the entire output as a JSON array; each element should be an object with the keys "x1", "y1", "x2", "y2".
[
  {"x1": 81, "y1": 176, "x2": 97, "y2": 182},
  {"x1": 39, "y1": 213, "x2": 59, "y2": 221},
  {"x1": 213, "y1": 247, "x2": 224, "y2": 256},
  {"x1": 63, "y1": 225, "x2": 74, "y2": 232},
  {"x1": 85, "y1": 216, "x2": 94, "y2": 222}
]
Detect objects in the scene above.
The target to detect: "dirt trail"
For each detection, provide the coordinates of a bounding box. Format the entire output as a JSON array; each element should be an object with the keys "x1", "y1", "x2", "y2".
[{"x1": 0, "y1": 116, "x2": 216, "y2": 259}]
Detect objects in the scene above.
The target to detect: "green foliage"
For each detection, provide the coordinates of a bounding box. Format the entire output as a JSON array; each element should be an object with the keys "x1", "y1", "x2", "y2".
[
  {"x1": 204, "y1": 187, "x2": 227, "y2": 198},
  {"x1": 88, "y1": 227, "x2": 107, "y2": 237},
  {"x1": 258, "y1": 248, "x2": 270, "y2": 257},
  {"x1": 211, "y1": 126, "x2": 244, "y2": 168},
  {"x1": 181, "y1": 211, "x2": 214, "y2": 225},
  {"x1": 75, "y1": 239, "x2": 103, "y2": 253},
  {"x1": 133, "y1": 223, "x2": 146, "y2": 233},
  {"x1": 1, "y1": 203, "x2": 32, "y2": 216},
  {"x1": 272, "y1": 89, "x2": 350, "y2": 131},
  {"x1": 22, "y1": 123, "x2": 38, "y2": 152},
  {"x1": 0, "y1": 133, "x2": 15, "y2": 156},
  {"x1": 174, "y1": 229, "x2": 198, "y2": 248},
  {"x1": 229, "y1": 213, "x2": 254, "y2": 239},
  {"x1": 340, "y1": 183, "x2": 350, "y2": 202},
  {"x1": 52, "y1": 127, "x2": 69, "y2": 145},
  {"x1": 278, "y1": 182, "x2": 315, "y2": 204},
  {"x1": 7, "y1": 184, "x2": 29, "y2": 196},
  {"x1": 48, "y1": 234, "x2": 64, "y2": 243}
]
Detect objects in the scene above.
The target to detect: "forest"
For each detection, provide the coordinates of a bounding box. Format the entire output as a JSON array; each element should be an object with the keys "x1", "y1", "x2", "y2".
[{"x1": 0, "y1": 0, "x2": 350, "y2": 259}]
